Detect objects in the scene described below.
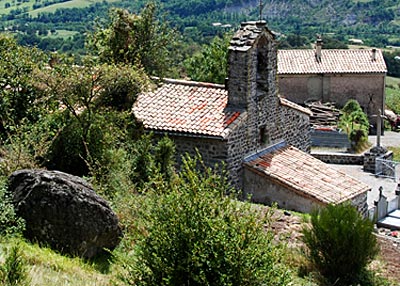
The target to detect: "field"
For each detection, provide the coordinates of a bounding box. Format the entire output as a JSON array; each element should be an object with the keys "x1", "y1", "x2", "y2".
[
  {"x1": 386, "y1": 76, "x2": 400, "y2": 114},
  {"x1": 0, "y1": 0, "x2": 119, "y2": 17}
]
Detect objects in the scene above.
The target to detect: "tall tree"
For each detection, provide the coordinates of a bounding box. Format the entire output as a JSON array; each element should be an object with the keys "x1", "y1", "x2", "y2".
[
  {"x1": 184, "y1": 34, "x2": 230, "y2": 84},
  {"x1": 88, "y1": 2, "x2": 177, "y2": 77},
  {"x1": 36, "y1": 57, "x2": 149, "y2": 175},
  {"x1": 0, "y1": 35, "x2": 47, "y2": 139}
]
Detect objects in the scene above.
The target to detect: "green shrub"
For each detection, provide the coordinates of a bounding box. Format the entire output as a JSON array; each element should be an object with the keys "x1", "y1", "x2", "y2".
[
  {"x1": 46, "y1": 110, "x2": 139, "y2": 177},
  {"x1": 0, "y1": 244, "x2": 30, "y2": 286},
  {"x1": 0, "y1": 178, "x2": 25, "y2": 237},
  {"x1": 130, "y1": 135, "x2": 176, "y2": 188},
  {"x1": 339, "y1": 99, "x2": 370, "y2": 152},
  {"x1": 117, "y1": 154, "x2": 290, "y2": 286},
  {"x1": 301, "y1": 203, "x2": 378, "y2": 286}
]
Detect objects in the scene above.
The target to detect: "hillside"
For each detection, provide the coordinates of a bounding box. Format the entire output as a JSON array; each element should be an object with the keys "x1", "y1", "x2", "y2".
[{"x1": 1, "y1": 0, "x2": 400, "y2": 54}]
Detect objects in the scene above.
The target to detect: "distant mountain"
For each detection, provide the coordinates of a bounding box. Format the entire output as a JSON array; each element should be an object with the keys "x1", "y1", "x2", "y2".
[{"x1": 1, "y1": 0, "x2": 399, "y2": 53}]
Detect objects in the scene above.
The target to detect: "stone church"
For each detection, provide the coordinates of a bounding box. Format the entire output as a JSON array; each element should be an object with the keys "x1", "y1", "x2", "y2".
[
  {"x1": 134, "y1": 21, "x2": 311, "y2": 188},
  {"x1": 133, "y1": 21, "x2": 370, "y2": 213}
]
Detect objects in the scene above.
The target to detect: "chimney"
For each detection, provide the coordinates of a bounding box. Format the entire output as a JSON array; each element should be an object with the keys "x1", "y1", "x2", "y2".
[
  {"x1": 371, "y1": 48, "x2": 377, "y2": 61},
  {"x1": 315, "y1": 37, "x2": 322, "y2": 62}
]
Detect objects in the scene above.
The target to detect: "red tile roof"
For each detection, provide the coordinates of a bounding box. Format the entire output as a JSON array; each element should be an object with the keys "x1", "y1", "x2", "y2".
[
  {"x1": 244, "y1": 143, "x2": 370, "y2": 204},
  {"x1": 133, "y1": 79, "x2": 243, "y2": 138},
  {"x1": 278, "y1": 49, "x2": 387, "y2": 75}
]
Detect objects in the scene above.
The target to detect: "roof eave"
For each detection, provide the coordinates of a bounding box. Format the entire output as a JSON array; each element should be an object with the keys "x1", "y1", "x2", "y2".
[
  {"x1": 244, "y1": 163, "x2": 370, "y2": 205},
  {"x1": 144, "y1": 128, "x2": 227, "y2": 141}
]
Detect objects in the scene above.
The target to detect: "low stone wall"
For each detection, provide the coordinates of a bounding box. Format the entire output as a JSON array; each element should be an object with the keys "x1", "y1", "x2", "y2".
[
  {"x1": 363, "y1": 149, "x2": 393, "y2": 173},
  {"x1": 311, "y1": 152, "x2": 364, "y2": 165}
]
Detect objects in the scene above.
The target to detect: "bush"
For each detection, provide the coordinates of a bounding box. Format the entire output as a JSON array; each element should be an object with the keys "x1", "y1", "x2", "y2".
[
  {"x1": 117, "y1": 154, "x2": 290, "y2": 286},
  {"x1": 339, "y1": 99, "x2": 369, "y2": 151},
  {"x1": 46, "y1": 110, "x2": 140, "y2": 177},
  {"x1": 130, "y1": 135, "x2": 176, "y2": 188},
  {"x1": 0, "y1": 178, "x2": 25, "y2": 237},
  {"x1": 301, "y1": 203, "x2": 378, "y2": 286}
]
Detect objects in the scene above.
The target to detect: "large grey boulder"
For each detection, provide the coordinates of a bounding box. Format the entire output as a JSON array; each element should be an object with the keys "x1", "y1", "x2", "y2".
[{"x1": 8, "y1": 169, "x2": 122, "y2": 258}]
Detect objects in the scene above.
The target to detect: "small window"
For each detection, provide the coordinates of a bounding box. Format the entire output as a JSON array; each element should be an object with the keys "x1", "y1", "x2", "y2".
[{"x1": 259, "y1": 126, "x2": 269, "y2": 145}]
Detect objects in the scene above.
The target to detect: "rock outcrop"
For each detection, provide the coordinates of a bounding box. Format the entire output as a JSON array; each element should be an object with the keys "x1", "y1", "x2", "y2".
[{"x1": 8, "y1": 169, "x2": 122, "y2": 258}]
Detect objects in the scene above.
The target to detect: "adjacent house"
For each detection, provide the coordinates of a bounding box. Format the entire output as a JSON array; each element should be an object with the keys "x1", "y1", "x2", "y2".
[
  {"x1": 133, "y1": 21, "x2": 370, "y2": 213},
  {"x1": 277, "y1": 41, "x2": 387, "y2": 124}
]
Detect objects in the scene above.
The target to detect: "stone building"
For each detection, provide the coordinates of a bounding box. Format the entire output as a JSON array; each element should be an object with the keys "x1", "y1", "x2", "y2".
[
  {"x1": 277, "y1": 45, "x2": 387, "y2": 123},
  {"x1": 134, "y1": 21, "x2": 311, "y2": 188},
  {"x1": 243, "y1": 141, "x2": 370, "y2": 215},
  {"x1": 133, "y1": 21, "x2": 370, "y2": 213}
]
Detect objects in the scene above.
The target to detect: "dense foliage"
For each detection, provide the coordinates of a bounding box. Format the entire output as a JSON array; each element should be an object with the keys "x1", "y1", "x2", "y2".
[
  {"x1": 302, "y1": 203, "x2": 378, "y2": 286},
  {"x1": 383, "y1": 51, "x2": 400, "y2": 78},
  {"x1": 117, "y1": 154, "x2": 290, "y2": 286},
  {"x1": 89, "y1": 3, "x2": 178, "y2": 77},
  {"x1": 0, "y1": 35, "x2": 48, "y2": 138},
  {"x1": 1, "y1": 0, "x2": 399, "y2": 64},
  {"x1": 338, "y1": 99, "x2": 370, "y2": 152},
  {"x1": 0, "y1": 178, "x2": 25, "y2": 237},
  {"x1": 184, "y1": 34, "x2": 229, "y2": 84}
]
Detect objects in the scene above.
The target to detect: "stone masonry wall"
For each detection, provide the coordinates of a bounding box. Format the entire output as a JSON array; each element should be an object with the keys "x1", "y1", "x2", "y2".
[
  {"x1": 278, "y1": 105, "x2": 311, "y2": 152},
  {"x1": 278, "y1": 73, "x2": 385, "y2": 123},
  {"x1": 155, "y1": 23, "x2": 313, "y2": 191},
  {"x1": 171, "y1": 135, "x2": 228, "y2": 170},
  {"x1": 214, "y1": 21, "x2": 312, "y2": 188},
  {"x1": 312, "y1": 152, "x2": 364, "y2": 165},
  {"x1": 244, "y1": 167, "x2": 369, "y2": 215},
  {"x1": 243, "y1": 167, "x2": 325, "y2": 213},
  {"x1": 156, "y1": 22, "x2": 312, "y2": 190}
]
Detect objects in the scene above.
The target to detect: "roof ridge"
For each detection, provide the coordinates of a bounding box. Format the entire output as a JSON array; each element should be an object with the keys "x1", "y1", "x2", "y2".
[
  {"x1": 154, "y1": 77, "x2": 226, "y2": 89},
  {"x1": 278, "y1": 48, "x2": 382, "y2": 52},
  {"x1": 243, "y1": 140, "x2": 287, "y2": 163}
]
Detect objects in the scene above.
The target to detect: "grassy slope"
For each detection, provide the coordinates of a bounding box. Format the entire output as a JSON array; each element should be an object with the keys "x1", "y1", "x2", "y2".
[
  {"x1": 0, "y1": 0, "x2": 119, "y2": 16},
  {"x1": 28, "y1": 0, "x2": 120, "y2": 17},
  {"x1": 1, "y1": 238, "x2": 111, "y2": 286}
]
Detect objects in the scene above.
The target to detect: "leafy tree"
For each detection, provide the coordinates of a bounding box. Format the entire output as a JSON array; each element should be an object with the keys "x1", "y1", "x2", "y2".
[
  {"x1": 89, "y1": 2, "x2": 177, "y2": 77},
  {"x1": 37, "y1": 57, "x2": 149, "y2": 176},
  {"x1": 0, "y1": 35, "x2": 48, "y2": 139},
  {"x1": 383, "y1": 51, "x2": 400, "y2": 77},
  {"x1": 338, "y1": 99, "x2": 369, "y2": 151},
  {"x1": 184, "y1": 34, "x2": 230, "y2": 84},
  {"x1": 278, "y1": 34, "x2": 310, "y2": 49},
  {"x1": 154, "y1": 136, "x2": 176, "y2": 183},
  {"x1": 320, "y1": 36, "x2": 348, "y2": 49},
  {"x1": 302, "y1": 203, "x2": 378, "y2": 286},
  {"x1": 118, "y1": 154, "x2": 290, "y2": 286}
]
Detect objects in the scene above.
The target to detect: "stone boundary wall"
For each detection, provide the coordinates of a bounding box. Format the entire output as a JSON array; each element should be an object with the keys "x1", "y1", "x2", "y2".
[
  {"x1": 364, "y1": 150, "x2": 393, "y2": 173},
  {"x1": 311, "y1": 152, "x2": 364, "y2": 165}
]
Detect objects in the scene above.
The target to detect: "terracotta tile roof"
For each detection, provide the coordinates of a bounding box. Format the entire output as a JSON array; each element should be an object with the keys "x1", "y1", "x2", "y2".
[
  {"x1": 244, "y1": 142, "x2": 370, "y2": 204},
  {"x1": 278, "y1": 49, "x2": 387, "y2": 75},
  {"x1": 279, "y1": 97, "x2": 312, "y2": 116},
  {"x1": 133, "y1": 78, "x2": 243, "y2": 138}
]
